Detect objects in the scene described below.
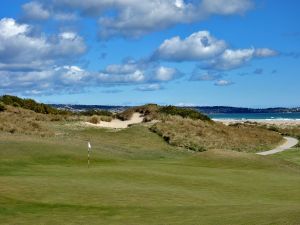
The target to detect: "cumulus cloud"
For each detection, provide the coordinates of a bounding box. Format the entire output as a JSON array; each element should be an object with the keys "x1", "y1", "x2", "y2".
[
  {"x1": 154, "y1": 31, "x2": 278, "y2": 71},
  {"x1": 0, "y1": 60, "x2": 181, "y2": 95},
  {"x1": 190, "y1": 70, "x2": 223, "y2": 81},
  {"x1": 208, "y1": 48, "x2": 255, "y2": 70},
  {"x1": 207, "y1": 48, "x2": 278, "y2": 70},
  {"x1": 201, "y1": 0, "x2": 254, "y2": 15},
  {"x1": 23, "y1": 0, "x2": 254, "y2": 39},
  {"x1": 136, "y1": 84, "x2": 163, "y2": 92},
  {"x1": 214, "y1": 80, "x2": 234, "y2": 86},
  {"x1": 254, "y1": 48, "x2": 278, "y2": 57},
  {"x1": 97, "y1": 60, "x2": 182, "y2": 84},
  {"x1": 154, "y1": 31, "x2": 226, "y2": 61},
  {"x1": 0, "y1": 18, "x2": 86, "y2": 71},
  {"x1": 22, "y1": 1, "x2": 50, "y2": 20}
]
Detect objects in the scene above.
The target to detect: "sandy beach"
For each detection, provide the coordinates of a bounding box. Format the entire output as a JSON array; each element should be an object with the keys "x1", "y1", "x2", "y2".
[{"x1": 214, "y1": 119, "x2": 300, "y2": 126}]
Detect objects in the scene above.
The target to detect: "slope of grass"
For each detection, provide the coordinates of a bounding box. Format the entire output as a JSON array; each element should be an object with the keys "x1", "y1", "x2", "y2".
[
  {"x1": 0, "y1": 124, "x2": 300, "y2": 224},
  {"x1": 273, "y1": 147, "x2": 300, "y2": 165}
]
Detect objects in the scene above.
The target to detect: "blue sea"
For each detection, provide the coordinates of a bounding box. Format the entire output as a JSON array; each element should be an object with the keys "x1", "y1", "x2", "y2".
[{"x1": 209, "y1": 112, "x2": 300, "y2": 120}]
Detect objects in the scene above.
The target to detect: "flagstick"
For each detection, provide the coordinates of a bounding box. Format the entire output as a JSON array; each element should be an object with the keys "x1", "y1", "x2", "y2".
[{"x1": 87, "y1": 141, "x2": 91, "y2": 168}]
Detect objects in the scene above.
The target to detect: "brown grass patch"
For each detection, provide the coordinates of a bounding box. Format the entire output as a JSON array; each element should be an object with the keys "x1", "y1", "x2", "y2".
[
  {"x1": 0, "y1": 106, "x2": 54, "y2": 136},
  {"x1": 150, "y1": 116, "x2": 283, "y2": 152}
]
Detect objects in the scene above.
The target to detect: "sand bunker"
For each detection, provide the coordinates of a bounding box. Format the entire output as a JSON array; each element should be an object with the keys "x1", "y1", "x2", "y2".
[{"x1": 84, "y1": 113, "x2": 144, "y2": 129}]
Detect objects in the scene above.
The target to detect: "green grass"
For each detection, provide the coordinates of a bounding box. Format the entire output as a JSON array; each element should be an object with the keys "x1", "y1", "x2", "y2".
[
  {"x1": 0, "y1": 125, "x2": 300, "y2": 224},
  {"x1": 273, "y1": 147, "x2": 300, "y2": 166}
]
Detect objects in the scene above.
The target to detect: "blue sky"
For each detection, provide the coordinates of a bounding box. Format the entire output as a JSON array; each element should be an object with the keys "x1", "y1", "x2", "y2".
[{"x1": 0, "y1": 0, "x2": 299, "y2": 107}]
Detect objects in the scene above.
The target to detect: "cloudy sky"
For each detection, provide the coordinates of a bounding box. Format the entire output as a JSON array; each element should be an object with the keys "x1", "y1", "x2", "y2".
[{"x1": 0, "y1": 0, "x2": 299, "y2": 107}]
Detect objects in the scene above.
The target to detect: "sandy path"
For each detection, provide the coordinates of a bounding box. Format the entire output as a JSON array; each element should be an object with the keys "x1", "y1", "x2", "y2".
[
  {"x1": 84, "y1": 113, "x2": 144, "y2": 129},
  {"x1": 257, "y1": 137, "x2": 299, "y2": 155}
]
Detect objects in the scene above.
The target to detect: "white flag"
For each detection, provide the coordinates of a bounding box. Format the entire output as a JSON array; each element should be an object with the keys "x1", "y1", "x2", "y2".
[{"x1": 88, "y1": 142, "x2": 91, "y2": 149}]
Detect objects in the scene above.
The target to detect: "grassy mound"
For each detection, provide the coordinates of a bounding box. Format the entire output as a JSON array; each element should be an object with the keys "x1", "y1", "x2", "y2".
[
  {"x1": 151, "y1": 116, "x2": 283, "y2": 152},
  {"x1": 0, "y1": 106, "x2": 55, "y2": 136}
]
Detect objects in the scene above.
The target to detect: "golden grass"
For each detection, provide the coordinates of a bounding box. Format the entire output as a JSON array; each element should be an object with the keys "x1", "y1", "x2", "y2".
[
  {"x1": 0, "y1": 106, "x2": 53, "y2": 136},
  {"x1": 151, "y1": 116, "x2": 283, "y2": 152}
]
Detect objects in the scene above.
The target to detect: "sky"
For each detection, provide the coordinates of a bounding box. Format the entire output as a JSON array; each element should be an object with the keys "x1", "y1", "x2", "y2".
[{"x1": 0, "y1": 0, "x2": 299, "y2": 107}]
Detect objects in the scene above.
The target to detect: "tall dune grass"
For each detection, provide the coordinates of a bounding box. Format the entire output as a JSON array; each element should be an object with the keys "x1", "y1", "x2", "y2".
[{"x1": 151, "y1": 116, "x2": 283, "y2": 152}]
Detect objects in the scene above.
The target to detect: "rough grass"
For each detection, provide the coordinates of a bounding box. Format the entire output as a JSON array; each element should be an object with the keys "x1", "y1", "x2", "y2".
[
  {"x1": 0, "y1": 125, "x2": 300, "y2": 225},
  {"x1": 151, "y1": 116, "x2": 283, "y2": 152},
  {"x1": 0, "y1": 106, "x2": 53, "y2": 136},
  {"x1": 116, "y1": 104, "x2": 210, "y2": 122}
]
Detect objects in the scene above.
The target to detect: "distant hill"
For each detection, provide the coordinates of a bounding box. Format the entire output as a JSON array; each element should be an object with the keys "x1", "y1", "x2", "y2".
[{"x1": 51, "y1": 104, "x2": 300, "y2": 114}]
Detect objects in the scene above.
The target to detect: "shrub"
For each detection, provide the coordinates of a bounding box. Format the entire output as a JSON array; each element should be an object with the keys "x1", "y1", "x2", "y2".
[
  {"x1": 80, "y1": 109, "x2": 113, "y2": 117},
  {"x1": 0, "y1": 95, "x2": 70, "y2": 115},
  {"x1": 159, "y1": 105, "x2": 211, "y2": 121},
  {"x1": 116, "y1": 108, "x2": 135, "y2": 121},
  {"x1": 88, "y1": 116, "x2": 100, "y2": 124},
  {"x1": 99, "y1": 116, "x2": 113, "y2": 122},
  {"x1": 0, "y1": 102, "x2": 6, "y2": 112}
]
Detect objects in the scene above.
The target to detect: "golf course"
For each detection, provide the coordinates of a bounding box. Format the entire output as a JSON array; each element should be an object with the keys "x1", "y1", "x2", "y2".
[{"x1": 1, "y1": 103, "x2": 300, "y2": 224}]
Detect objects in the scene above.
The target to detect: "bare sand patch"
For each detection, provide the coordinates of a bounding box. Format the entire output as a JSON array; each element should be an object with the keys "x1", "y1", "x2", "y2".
[{"x1": 84, "y1": 113, "x2": 144, "y2": 129}]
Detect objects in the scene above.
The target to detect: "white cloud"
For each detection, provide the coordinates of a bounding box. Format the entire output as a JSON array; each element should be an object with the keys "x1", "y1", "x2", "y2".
[
  {"x1": 214, "y1": 79, "x2": 234, "y2": 86},
  {"x1": 154, "y1": 66, "x2": 181, "y2": 81},
  {"x1": 209, "y1": 48, "x2": 255, "y2": 70},
  {"x1": 97, "y1": 61, "x2": 181, "y2": 84},
  {"x1": 0, "y1": 18, "x2": 29, "y2": 37},
  {"x1": 54, "y1": 12, "x2": 78, "y2": 21},
  {"x1": 190, "y1": 71, "x2": 223, "y2": 81},
  {"x1": 255, "y1": 48, "x2": 278, "y2": 57},
  {"x1": 155, "y1": 31, "x2": 278, "y2": 70},
  {"x1": 25, "y1": 0, "x2": 254, "y2": 39},
  {"x1": 22, "y1": 1, "x2": 50, "y2": 20},
  {"x1": 0, "y1": 18, "x2": 86, "y2": 70},
  {"x1": 136, "y1": 84, "x2": 163, "y2": 92},
  {"x1": 155, "y1": 31, "x2": 226, "y2": 61},
  {"x1": 208, "y1": 48, "x2": 278, "y2": 70},
  {"x1": 201, "y1": 0, "x2": 254, "y2": 15}
]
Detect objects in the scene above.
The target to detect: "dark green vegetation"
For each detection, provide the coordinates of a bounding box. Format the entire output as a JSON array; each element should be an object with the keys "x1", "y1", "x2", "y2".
[
  {"x1": 116, "y1": 104, "x2": 211, "y2": 122},
  {"x1": 159, "y1": 105, "x2": 211, "y2": 121},
  {"x1": 0, "y1": 101, "x2": 5, "y2": 112},
  {"x1": 0, "y1": 95, "x2": 69, "y2": 115},
  {"x1": 80, "y1": 109, "x2": 113, "y2": 117}
]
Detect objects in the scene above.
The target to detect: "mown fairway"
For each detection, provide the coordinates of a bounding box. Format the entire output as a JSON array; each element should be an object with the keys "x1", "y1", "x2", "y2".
[{"x1": 0, "y1": 125, "x2": 300, "y2": 225}]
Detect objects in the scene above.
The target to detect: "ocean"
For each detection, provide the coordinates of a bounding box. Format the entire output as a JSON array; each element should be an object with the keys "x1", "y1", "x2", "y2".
[{"x1": 208, "y1": 112, "x2": 300, "y2": 120}]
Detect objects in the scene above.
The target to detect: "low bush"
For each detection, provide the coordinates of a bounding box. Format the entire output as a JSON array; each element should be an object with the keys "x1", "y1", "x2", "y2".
[
  {"x1": 0, "y1": 95, "x2": 70, "y2": 115},
  {"x1": 80, "y1": 109, "x2": 113, "y2": 117},
  {"x1": 88, "y1": 116, "x2": 100, "y2": 124},
  {"x1": 116, "y1": 108, "x2": 135, "y2": 121},
  {"x1": 99, "y1": 116, "x2": 113, "y2": 122},
  {"x1": 159, "y1": 106, "x2": 211, "y2": 121},
  {"x1": 0, "y1": 102, "x2": 6, "y2": 112}
]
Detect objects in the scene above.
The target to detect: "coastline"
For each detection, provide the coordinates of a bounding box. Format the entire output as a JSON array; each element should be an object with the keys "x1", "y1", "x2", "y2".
[{"x1": 213, "y1": 118, "x2": 300, "y2": 126}]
